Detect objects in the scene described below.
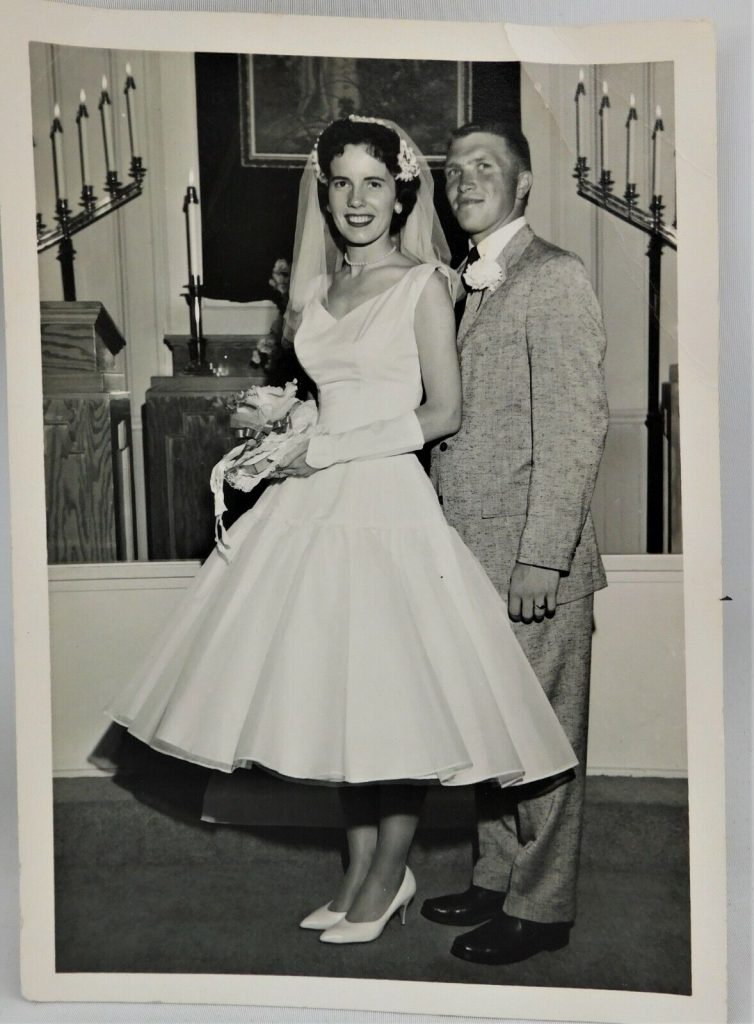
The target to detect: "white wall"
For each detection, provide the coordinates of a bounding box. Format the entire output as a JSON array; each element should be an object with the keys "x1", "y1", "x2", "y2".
[
  {"x1": 48, "y1": 557, "x2": 687, "y2": 778},
  {"x1": 522, "y1": 62, "x2": 678, "y2": 554}
]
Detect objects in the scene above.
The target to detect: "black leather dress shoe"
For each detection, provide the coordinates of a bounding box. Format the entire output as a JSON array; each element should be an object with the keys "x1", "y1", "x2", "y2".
[
  {"x1": 420, "y1": 884, "x2": 505, "y2": 926},
  {"x1": 450, "y1": 911, "x2": 572, "y2": 965}
]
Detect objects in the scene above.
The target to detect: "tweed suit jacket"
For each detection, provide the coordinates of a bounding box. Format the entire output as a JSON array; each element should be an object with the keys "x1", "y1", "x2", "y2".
[{"x1": 431, "y1": 224, "x2": 609, "y2": 605}]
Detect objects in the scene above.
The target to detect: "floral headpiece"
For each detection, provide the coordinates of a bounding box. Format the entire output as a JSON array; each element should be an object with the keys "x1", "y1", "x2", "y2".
[{"x1": 309, "y1": 114, "x2": 420, "y2": 186}]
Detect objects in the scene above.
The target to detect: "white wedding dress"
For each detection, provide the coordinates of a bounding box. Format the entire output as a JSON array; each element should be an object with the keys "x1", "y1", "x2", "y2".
[{"x1": 108, "y1": 263, "x2": 577, "y2": 787}]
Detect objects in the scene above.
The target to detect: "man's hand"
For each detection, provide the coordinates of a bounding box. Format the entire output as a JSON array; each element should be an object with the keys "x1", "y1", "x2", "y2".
[{"x1": 508, "y1": 562, "x2": 560, "y2": 623}]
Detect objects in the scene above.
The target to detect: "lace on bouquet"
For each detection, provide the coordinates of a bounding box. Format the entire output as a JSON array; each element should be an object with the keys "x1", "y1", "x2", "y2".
[{"x1": 210, "y1": 386, "x2": 318, "y2": 552}]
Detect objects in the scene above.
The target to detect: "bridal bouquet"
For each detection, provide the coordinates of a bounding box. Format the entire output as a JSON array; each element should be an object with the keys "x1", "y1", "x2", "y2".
[
  {"x1": 211, "y1": 381, "x2": 318, "y2": 547},
  {"x1": 227, "y1": 379, "x2": 302, "y2": 437}
]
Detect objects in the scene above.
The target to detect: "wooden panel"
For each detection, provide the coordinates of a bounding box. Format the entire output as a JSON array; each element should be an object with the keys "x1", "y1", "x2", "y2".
[
  {"x1": 165, "y1": 335, "x2": 271, "y2": 376},
  {"x1": 40, "y1": 300, "x2": 126, "y2": 375},
  {"x1": 145, "y1": 382, "x2": 264, "y2": 560},
  {"x1": 147, "y1": 374, "x2": 263, "y2": 394},
  {"x1": 43, "y1": 395, "x2": 118, "y2": 562},
  {"x1": 42, "y1": 390, "x2": 135, "y2": 564},
  {"x1": 42, "y1": 373, "x2": 127, "y2": 395}
]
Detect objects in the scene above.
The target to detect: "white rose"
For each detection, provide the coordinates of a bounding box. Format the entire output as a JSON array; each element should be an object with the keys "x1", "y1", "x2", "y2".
[
  {"x1": 241, "y1": 381, "x2": 300, "y2": 423},
  {"x1": 462, "y1": 258, "x2": 505, "y2": 293},
  {"x1": 229, "y1": 404, "x2": 268, "y2": 431}
]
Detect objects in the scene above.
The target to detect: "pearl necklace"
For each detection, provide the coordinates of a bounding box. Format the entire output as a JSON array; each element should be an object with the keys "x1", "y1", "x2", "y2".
[{"x1": 344, "y1": 245, "x2": 397, "y2": 268}]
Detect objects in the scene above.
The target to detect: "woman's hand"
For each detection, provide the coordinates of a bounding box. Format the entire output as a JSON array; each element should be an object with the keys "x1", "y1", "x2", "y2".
[{"x1": 274, "y1": 436, "x2": 318, "y2": 478}]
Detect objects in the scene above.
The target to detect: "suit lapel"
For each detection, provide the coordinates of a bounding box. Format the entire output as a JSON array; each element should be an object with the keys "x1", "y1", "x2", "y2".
[
  {"x1": 456, "y1": 225, "x2": 535, "y2": 348},
  {"x1": 453, "y1": 256, "x2": 468, "y2": 302}
]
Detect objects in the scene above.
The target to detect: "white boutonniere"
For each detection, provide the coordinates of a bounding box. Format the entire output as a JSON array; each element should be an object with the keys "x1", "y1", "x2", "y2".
[{"x1": 462, "y1": 258, "x2": 505, "y2": 293}]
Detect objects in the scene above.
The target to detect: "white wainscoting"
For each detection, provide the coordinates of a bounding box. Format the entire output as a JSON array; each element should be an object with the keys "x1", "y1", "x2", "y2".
[{"x1": 48, "y1": 555, "x2": 686, "y2": 779}]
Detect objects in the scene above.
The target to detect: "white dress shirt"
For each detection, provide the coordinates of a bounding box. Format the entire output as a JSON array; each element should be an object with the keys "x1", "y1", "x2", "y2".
[{"x1": 473, "y1": 216, "x2": 527, "y2": 262}]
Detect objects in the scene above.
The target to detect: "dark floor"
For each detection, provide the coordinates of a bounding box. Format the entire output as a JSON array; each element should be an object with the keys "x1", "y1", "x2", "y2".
[{"x1": 53, "y1": 771, "x2": 691, "y2": 993}]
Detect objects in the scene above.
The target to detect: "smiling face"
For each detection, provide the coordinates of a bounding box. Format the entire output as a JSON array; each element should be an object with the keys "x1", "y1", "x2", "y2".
[
  {"x1": 327, "y1": 144, "x2": 401, "y2": 251},
  {"x1": 444, "y1": 132, "x2": 532, "y2": 244}
]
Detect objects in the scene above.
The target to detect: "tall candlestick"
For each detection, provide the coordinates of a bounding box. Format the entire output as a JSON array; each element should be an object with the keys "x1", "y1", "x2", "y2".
[
  {"x1": 98, "y1": 75, "x2": 115, "y2": 174},
  {"x1": 574, "y1": 68, "x2": 586, "y2": 161},
  {"x1": 76, "y1": 89, "x2": 91, "y2": 188},
  {"x1": 124, "y1": 62, "x2": 140, "y2": 159},
  {"x1": 185, "y1": 169, "x2": 202, "y2": 281},
  {"x1": 50, "y1": 103, "x2": 67, "y2": 202},
  {"x1": 652, "y1": 105, "x2": 664, "y2": 197},
  {"x1": 599, "y1": 80, "x2": 610, "y2": 173},
  {"x1": 183, "y1": 170, "x2": 204, "y2": 363},
  {"x1": 626, "y1": 94, "x2": 637, "y2": 186}
]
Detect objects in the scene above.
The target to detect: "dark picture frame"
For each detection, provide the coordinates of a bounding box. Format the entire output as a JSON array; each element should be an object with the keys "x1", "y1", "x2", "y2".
[{"x1": 238, "y1": 55, "x2": 472, "y2": 166}]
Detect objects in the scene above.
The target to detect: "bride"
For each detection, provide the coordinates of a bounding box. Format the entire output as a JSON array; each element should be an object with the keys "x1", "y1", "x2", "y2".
[{"x1": 107, "y1": 115, "x2": 576, "y2": 946}]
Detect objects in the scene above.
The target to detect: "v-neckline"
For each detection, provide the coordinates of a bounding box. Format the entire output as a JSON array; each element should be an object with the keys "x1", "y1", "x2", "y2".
[{"x1": 318, "y1": 268, "x2": 416, "y2": 324}]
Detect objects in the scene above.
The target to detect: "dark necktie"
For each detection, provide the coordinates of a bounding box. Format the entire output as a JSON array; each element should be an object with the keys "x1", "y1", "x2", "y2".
[{"x1": 455, "y1": 245, "x2": 481, "y2": 329}]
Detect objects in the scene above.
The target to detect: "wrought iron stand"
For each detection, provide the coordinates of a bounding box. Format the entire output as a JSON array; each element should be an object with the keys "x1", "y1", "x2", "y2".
[
  {"x1": 36, "y1": 157, "x2": 147, "y2": 301},
  {"x1": 574, "y1": 158, "x2": 677, "y2": 553}
]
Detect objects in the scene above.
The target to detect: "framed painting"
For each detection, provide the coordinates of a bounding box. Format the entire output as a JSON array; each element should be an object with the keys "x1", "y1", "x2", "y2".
[{"x1": 239, "y1": 54, "x2": 471, "y2": 166}]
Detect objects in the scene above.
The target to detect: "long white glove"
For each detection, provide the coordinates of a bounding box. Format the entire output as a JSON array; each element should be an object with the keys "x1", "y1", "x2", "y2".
[{"x1": 305, "y1": 411, "x2": 425, "y2": 469}]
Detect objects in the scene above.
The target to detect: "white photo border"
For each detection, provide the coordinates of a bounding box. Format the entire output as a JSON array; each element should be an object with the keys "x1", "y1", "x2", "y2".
[{"x1": 0, "y1": 5, "x2": 724, "y2": 1022}]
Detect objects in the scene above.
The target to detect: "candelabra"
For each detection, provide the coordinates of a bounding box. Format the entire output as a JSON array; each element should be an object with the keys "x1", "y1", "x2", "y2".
[
  {"x1": 36, "y1": 67, "x2": 147, "y2": 301},
  {"x1": 573, "y1": 75, "x2": 677, "y2": 554}
]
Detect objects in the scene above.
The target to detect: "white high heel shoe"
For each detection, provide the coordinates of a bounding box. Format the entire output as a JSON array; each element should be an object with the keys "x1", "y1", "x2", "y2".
[
  {"x1": 299, "y1": 902, "x2": 347, "y2": 930},
  {"x1": 320, "y1": 867, "x2": 416, "y2": 944}
]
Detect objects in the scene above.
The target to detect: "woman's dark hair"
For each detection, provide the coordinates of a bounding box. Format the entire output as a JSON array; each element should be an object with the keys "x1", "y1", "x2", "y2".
[{"x1": 315, "y1": 117, "x2": 420, "y2": 238}]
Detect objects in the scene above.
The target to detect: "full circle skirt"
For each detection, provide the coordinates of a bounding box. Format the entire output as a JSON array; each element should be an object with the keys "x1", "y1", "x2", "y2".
[{"x1": 108, "y1": 455, "x2": 576, "y2": 788}]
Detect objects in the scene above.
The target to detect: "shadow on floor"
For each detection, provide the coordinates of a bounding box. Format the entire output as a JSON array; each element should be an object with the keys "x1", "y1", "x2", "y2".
[{"x1": 53, "y1": 769, "x2": 691, "y2": 993}]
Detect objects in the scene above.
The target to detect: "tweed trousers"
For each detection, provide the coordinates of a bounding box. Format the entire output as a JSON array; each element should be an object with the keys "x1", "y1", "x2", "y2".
[{"x1": 470, "y1": 593, "x2": 594, "y2": 924}]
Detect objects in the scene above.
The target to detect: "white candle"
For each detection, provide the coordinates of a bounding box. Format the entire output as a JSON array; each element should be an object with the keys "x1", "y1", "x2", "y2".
[
  {"x1": 100, "y1": 75, "x2": 115, "y2": 173},
  {"x1": 187, "y1": 169, "x2": 202, "y2": 281},
  {"x1": 77, "y1": 89, "x2": 91, "y2": 187},
  {"x1": 652, "y1": 104, "x2": 663, "y2": 197},
  {"x1": 600, "y1": 81, "x2": 610, "y2": 172},
  {"x1": 52, "y1": 103, "x2": 67, "y2": 201},
  {"x1": 575, "y1": 68, "x2": 586, "y2": 160},
  {"x1": 627, "y1": 94, "x2": 637, "y2": 185},
  {"x1": 125, "y1": 62, "x2": 140, "y2": 158}
]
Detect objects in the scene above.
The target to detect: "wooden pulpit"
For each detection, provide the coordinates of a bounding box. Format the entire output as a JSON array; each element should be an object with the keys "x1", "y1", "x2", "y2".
[
  {"x1": 41, "y1": 301, "x2": 136, "y2": 563},
  {"x1": 144, "y1": 371, "x2": 266, "y2": 561}
]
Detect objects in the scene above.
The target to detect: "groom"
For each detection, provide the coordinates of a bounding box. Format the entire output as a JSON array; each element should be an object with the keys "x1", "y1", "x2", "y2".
[{"x1": 426, "y1": 122, "x2": 609, "y2": 964}]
